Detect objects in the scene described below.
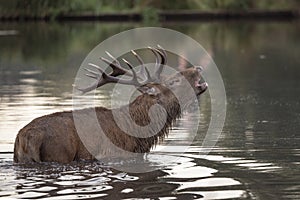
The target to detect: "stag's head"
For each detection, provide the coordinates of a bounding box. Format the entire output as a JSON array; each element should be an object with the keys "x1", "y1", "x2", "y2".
[{"x1": 76, "y1": 46, "x2": 207, "y2": 109}]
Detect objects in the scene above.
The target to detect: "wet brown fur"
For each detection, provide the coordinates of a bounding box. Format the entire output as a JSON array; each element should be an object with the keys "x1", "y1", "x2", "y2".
[{"x1": 14, "y1": 68, "x2": 204, "y2": 163}]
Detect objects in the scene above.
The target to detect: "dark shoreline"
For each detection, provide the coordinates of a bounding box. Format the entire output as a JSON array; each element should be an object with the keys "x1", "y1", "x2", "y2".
[{"x1": 0, "y1": 9, "x2": 299, "y2": 22}]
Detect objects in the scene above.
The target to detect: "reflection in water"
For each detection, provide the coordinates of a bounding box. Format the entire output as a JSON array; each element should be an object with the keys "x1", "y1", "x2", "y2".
[
  {"x1": 0, "y1": 21, "x2": 300, "y2": 199},
  {"x1": 0, "y1": 154, "x2": 251, "y2": 200}
]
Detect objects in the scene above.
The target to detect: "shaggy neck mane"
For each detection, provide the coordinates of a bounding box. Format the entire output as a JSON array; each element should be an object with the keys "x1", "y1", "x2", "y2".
[
  {"x1": 120, "y1": 93, "x2": 181, "y2": 153},
  {"x1": 95, "y1": 91, "x2": 182, "y2": 155}
]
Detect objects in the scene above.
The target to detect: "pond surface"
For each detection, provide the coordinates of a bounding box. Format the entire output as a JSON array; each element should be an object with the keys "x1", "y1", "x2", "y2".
[{"x1": 0, "y1": 21, "x2": 300, "y2": 199}]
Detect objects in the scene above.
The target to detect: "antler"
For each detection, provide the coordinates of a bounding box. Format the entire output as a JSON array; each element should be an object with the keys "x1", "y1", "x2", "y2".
[
  {"x1": 75, "y1": 45, "x2": 167, "y2": 93},
  {"x1": 148, "y1": 45, "x2": 167, "y2": 82}
]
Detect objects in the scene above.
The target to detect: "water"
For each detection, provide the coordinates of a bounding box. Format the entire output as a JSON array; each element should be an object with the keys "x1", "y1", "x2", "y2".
[{"x1": 0, "y1": 21, "x2": 299, "y2": 199}]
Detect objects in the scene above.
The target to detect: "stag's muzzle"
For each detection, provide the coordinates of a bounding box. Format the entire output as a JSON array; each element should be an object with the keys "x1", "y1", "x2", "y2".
[{"x1": 195, "y1": 66, "x2": 208, "y2": 95}]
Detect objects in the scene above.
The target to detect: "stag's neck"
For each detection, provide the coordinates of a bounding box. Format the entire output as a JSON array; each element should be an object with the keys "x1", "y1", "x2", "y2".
[
  {"x1": 119, "y1": 94, "x2": 180, "y2": 152},
  {"x1": 92, "y1": 94, "x2": 182, "y2": 154},
  {"x1": 129, "y1": 94, "x2": 181, "y2": 125}
]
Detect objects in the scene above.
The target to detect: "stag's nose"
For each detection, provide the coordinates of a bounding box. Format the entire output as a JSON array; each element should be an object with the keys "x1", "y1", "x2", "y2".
[
  {"x1": 196, "y1": 81, "x2": 208, "y2": 95},
  {"x1": 194, "y1": 66, "x2": 207, "y2": 93},
  {"x1": 195, "y1": 76, "x2": 207, "y2": 88}
]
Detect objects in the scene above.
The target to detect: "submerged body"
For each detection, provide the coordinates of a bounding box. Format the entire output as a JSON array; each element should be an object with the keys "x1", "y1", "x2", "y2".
[
  {"x1": 14, "y1": 47, "x2": 207, "y2": 163},
  {"x1": 14, "y1": 85, "x2": 180, "y2": 163}
]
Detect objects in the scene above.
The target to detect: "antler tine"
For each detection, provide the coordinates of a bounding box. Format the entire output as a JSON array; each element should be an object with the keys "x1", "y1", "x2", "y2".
[
  {"x1": 83, "y1": 68, "x2": 100, "y2": 79},
  {"x1": 76, "y1": 62, "x2": 130, "y2": 94},
  {"x1": 84, "y1": 68, "x2": 99, "y2": 76},
  {"x1": 147, "y1": 46, "x2": 158, "y2": 65},
  {"x1": 131, "y1": 50, "x2": 143, "y2": 66},
  {"x1": 131, "y1": 50, "x2": 152, "y2": 83},
  {"x1": 88, "y1": 63, "x2": 105, "y2": 74},
  {"x1": 74, "y1": 81, "x2": 98, "y2": 94},
  {"x1": 100, "y1": 56, "x2": 132, "y2": 77},
  {"x1": 147, "y1": 46, "x2": 159, "y2": 72},
  {"x1": 85, "y1": 73, "x2": 98, "y2": 79},
  {"x1": 87, "y1": 63, "x2": 110, "y2": 86},
  {"x1": 154, "y1": 48, "x2": 166, "y2": 81},
  {"x1": 131, "y1": 50, "x2": 145, "y2": 78},
  {"x1": 90, "y1": 61, "x2": 142, "y2": 87},
  {"x1": 157, "y1": 45, "x2": 167, "y2": 64},
  {"x1": 104, "y1": 50, "x2": 148, "y2": 81},
  {"x1": 75, "y1": 63, "x2": 105, "y2": 93},
  {"x1": 121, "y1": 58, "x2": 139, "y2": 84},
  {"x1": 148, "y1": 46, "x2": 166, "y2": 82},
  {"x1": 105, "y1": 51, "x2": 121, "y2": 66}
]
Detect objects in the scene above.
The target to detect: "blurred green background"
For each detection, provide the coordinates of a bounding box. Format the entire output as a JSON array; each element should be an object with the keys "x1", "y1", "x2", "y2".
[{"x1": 0, "y1": 0, "x2": 299, "y2": 19}]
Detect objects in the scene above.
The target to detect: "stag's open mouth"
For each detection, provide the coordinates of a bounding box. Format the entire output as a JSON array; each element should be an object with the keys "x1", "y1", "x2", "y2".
[{"x1": 196, "y1": 82, "x2": 208, "y2": 96}]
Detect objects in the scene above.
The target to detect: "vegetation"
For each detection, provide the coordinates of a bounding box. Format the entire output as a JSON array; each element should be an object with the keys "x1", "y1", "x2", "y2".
[{"x1": 0, "y1": 0, "x2": 299, "y2": 20}]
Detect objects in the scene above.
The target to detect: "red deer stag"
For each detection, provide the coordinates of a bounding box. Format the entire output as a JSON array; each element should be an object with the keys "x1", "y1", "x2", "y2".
[{"x1": 14, "y1": 46, "x2": 208, "y2": 163}]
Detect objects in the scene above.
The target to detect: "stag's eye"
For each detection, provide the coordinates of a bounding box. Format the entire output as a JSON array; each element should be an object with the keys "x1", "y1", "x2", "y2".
[
  {"x1": 143, "y1": 86, "x2": 160, "y2": 96},
  {"x1": 169, "y1": 79, "x2": 180, "y2": 86},
  {"x1": 148, "y1": 87, "x2": 156, "y2": 93}
]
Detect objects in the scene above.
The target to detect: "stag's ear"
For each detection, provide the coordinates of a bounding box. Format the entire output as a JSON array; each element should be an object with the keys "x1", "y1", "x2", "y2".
[{"x1": 138, "y1": 85, "x2": 160, "y2": 96}]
